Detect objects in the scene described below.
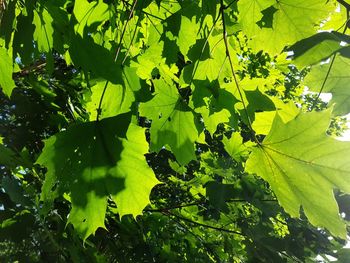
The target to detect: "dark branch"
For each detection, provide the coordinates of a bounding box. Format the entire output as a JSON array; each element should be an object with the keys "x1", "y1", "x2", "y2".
[
  {"x1": 164, "y1": 211, "x2": 245, "y2": 236},
  {"x1": 337, "y1": 0, "x2": 350, "y2": 10}
]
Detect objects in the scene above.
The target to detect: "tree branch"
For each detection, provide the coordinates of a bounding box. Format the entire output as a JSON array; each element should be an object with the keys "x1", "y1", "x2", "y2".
[
  {"x1": 164, "y1": 210, "x2": 245, "y2": 236},
  {"x1": 338, "y1": 0, "x2": 350, "y2": 10}
]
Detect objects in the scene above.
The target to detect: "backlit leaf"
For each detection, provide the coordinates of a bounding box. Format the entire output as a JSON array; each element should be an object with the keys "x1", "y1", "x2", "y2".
[
  {"x1": 37, "y1": 113, "x2": 159, "y2": 240},
  {"x1": 239, "y1": 0, "x2": 336, "y2": 54},
  {"x1": 0, "y1": 46, "x2": 15, "y2": 96},
  {"x1": 246, "y1": 110, "x2": 350, "y2": 238},
  {"x1": 139, "y1": 78, "x2": 201, "y2": 164},
  {"x1": 304, "y1": 54, "x2": 350, "y2": 115}
]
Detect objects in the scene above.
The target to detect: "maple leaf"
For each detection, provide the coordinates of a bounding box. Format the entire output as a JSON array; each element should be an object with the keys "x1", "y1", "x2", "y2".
[
  {"x1": 37, "y1": 113, "x2": 159, "y2": 240},
  {"x1": 246, "y1": 109, "x2": 350, "y2": 238},
  {"x1": 139, "y1": 78, "x2": 201, "y2": 165}
]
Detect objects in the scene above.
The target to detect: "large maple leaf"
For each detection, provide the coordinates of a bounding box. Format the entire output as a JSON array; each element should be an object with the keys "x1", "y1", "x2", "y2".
[
  {"x1": 246, "y1": 109, "x2": 350, "y2": 238},
  {"x1": 36, "y1": 113, "x2": 159, "y2": 240}
]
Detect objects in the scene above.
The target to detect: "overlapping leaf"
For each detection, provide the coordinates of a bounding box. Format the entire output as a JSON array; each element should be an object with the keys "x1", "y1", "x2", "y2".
[
  {"x1": 289, "y1": 32, "x2": 350, "y2": 68},
  {"x1": 73, "y1": 0, "x2": 109, "y2": 36},
  {"x1": 33, "y1": 6, "x2": 55, "y2": 71},
  {"x1": 86, "y1": 67, "x2": 141, "y2": 120},
  {"x1": 252, "y1": 99, "x2": 299, "y2": 135},
  {"x1": 238, "y1": 0, "x2": 336, "y2": 54},
  {"x1": 69, "y1": 34, "x2": 121, "y2": 84},
  {"x1": 304, "y1": 54, "x2": 350, "y2": 115},
  {"x1": 246, "y1": 110, "x2": 350, "y2": 238},
  {"x1": 191, "y1": 80, "x2": 239, "y2": 134},
  {"x1": 37, "y1": 113, "x2": 159, "y2": 239},
  {"x1": 139, "y1": 78, "x2": 201, "y2": 165}
]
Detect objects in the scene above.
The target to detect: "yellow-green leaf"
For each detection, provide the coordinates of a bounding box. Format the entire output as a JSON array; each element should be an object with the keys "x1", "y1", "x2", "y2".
[{"x1": 246, "y1": 109, "x2": 350, "y2": 238}]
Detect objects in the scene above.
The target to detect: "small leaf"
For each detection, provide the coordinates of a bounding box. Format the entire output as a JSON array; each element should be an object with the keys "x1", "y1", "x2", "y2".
[
  {"x1": 223, "y1": 132, "x2": 248, "y2": 162},
  {"x1": 0, "y1": 46, "x2": 15, "y2": 96}
]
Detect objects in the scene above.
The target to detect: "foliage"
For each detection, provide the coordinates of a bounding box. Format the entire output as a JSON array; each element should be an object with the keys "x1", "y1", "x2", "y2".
[{"x1": 1, "y1": 0, "x2": 350, "y2": 262}]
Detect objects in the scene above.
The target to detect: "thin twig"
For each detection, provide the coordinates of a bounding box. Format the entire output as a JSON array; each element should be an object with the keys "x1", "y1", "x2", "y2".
[
  {"x1": 164, "y1": 210, "x2": 245, "y2": 236},
  {"x1": 145, "y1": 202, "x2": 201, "y2": 212}
]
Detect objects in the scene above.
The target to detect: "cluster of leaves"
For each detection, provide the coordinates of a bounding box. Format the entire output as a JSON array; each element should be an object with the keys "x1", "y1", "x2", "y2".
[{"x1": 1, "y1": 0, "x2": 350, "y2": 262}]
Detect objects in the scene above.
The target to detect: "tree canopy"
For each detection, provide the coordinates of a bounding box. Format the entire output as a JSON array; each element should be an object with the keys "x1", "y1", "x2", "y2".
[{"x1": 1, "y1": 0, "x2": 350, "y2": 262}]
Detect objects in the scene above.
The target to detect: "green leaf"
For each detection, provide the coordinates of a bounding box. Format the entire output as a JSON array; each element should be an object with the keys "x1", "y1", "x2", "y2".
[
  {"x1": 176, "y1": 16, "x2": 200, "y2": 59},
  {"x1": 237, "y1": 0, "x2": 274, "y2": 43},
  {"x1": 239, "y1": 0, "x2": 335, "y2": 54},
  {"x1": 86, "y1": 67, "x2": 141, "y2": 120},
  {"x1": 289, "y1": 32, "x2": 350, "y2": 68},
  {"x1": 338, "y1": 248, "x2": 350, "y2": 263},
  {"x1": 131, "y1": 40, "x2": 164, "y2": 80},
  {"x1": 252, "y1": 100, "x2": 299, "y2": 135},
  {"x1": 73, "y1": 0, "x2": 109, "y2": 36},
  {"x1": 182, "y1": 34, "x2": 238, "y2": 84},
  {"x1": 111, "y1": 123, "x2": 160, "y2": 217},
  {"x1": 246, "y1": 110, "x2": 350, "y2": 238},
  {"x1": 33, "y1": 5, "x2": 54, "y2": 71},
  {"x1": 139, "y1": 78, "x2": 201, "y2": 164},
  {"x1": 0, "y1": 0, "x2": 17, "y2": 47},
  {"x1": 0, "y1": 144, "x2": 18, "y2": 167},
  {"x1": 33, "y1": 7, "x2": 53, "y2": 52},
  {"x1": 37, "y1": 114, "x2": 159, "y2": 239},
  {"x1": 321, "y1": 4, "x2": 348, "y2": 31},
  {"x1": 223, "y1": 132, "x2": 249, "y2": 162},
  {"x1": 13, "y1": 12, "x2": 36, "y2": 65},
  {"x1": 304, "y1": 54, "x2": 350, "y2": 115},
  {"x1": 191, "y1": 80, "x2": 239, "y2": 134},
  {"x1": 243, "y1": 88, "x2": 275, "y2": 123},
  {"x1": 1, "y1": 177, "x2": 32, "y2": 206},
  {"x1": 69, "y1": 34, "x2": 122, "y2": 84},
  {"x1": 0, "y1": 46, "x2": 15, "y2": 96},
  {"x1": 201, "y1": 0, "x2": 217, "y2": 19}
]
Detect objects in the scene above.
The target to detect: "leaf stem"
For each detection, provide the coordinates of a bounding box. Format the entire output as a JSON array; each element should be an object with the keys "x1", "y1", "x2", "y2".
[{"x1": 219, "y1": 0, "x2": 258, "y2": 143}]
